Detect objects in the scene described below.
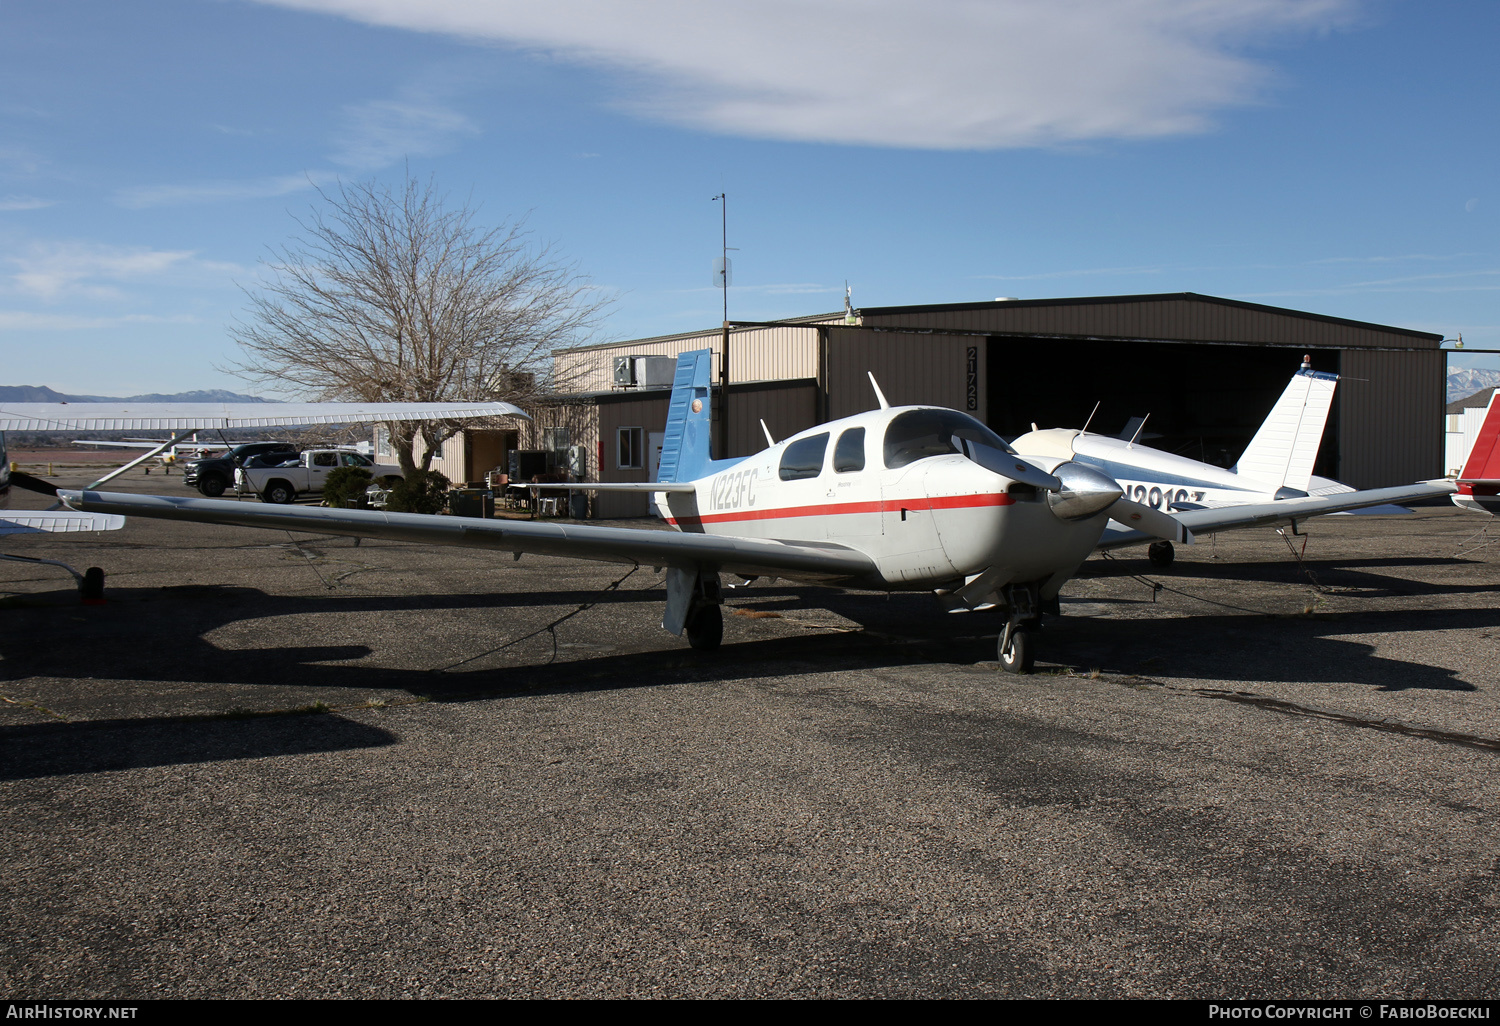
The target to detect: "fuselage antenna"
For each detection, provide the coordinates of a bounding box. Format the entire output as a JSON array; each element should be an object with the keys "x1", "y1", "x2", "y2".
[
  {"x1": 1126, "y1": 413, "x2": 1150, "y2": 448},
  {"x1": 868, "y1": 372, "x2": 890, "y2": 410},
  {"x1": 1079, "y1": 401, "x2": 1101, "y2": 437}
]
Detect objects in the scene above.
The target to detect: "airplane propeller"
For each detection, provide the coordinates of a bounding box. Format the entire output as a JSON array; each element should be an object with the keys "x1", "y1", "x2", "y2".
[
  {"x1": 1042, "y1": 461, "x2": 1190, "y2": 543},
  {"x1": 6, "y1": 471, "x2": 59, "y2": 497}
]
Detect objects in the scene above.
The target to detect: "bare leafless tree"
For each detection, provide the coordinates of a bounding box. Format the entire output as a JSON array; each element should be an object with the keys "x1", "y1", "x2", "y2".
[{"x1": 231, "y1": 174, "x2": 609, "y2": 474}]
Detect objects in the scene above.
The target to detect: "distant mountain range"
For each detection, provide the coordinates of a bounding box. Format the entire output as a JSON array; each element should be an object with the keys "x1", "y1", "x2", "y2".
[
  {"x1": 0, "y1": 386, "x2": 272, "y2": 404},
  {"x1": 1448, "y1": 368, "x2": 1500, "y2": 405}
]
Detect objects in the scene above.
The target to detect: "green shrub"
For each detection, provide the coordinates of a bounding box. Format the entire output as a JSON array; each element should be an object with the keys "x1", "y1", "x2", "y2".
[
  {"x1": 385, "y1": 469, "x2": 451, "y2": 515},
  {"x1": 322, "y1": 466, "x2": 374, "y2": 508}
]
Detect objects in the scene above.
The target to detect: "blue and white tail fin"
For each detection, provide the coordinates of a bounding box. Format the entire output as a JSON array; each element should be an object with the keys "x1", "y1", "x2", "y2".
[
  {"x1": 1233, "y1": 365, "x2": 1339, "y2": 493},
  {"x1": 656, "y1": 349, "x2": 746, "y2": 484}
]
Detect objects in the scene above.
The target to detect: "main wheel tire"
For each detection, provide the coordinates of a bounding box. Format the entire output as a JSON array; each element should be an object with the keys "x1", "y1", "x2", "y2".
[
  {"x1": 1148, "y1": 541, "x2": 1175, "y2": 568},
  {"x1": 81, "y1": 567, "x2": 105, "y2": 604},
  {"x1": 198, "y1": 475, "x2": 227, "y2": 497},
  {"x1": 998, "y1": 626, "x2": 1035, "y2": 674},
  {"x1": 263, "y1": 481, "x2": 296, "y2": 505},
  {"x1": 685, "y1": 604, "x2": 724, "y2": 651}
]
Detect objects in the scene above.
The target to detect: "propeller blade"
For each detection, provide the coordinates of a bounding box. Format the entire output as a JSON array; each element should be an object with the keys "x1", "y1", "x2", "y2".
[
  {"x1": 967, "y1": 442, "x2": 1062, "y2": 491},
  {"x1": 1108, "y1": 498, "x2": 1193, "y2": 544},
  {"x1": 7, "y1": 471, "x2": 59, "y2": 497}
]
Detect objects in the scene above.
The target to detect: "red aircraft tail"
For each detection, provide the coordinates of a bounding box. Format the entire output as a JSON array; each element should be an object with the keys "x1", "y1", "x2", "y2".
[
  {"x1": 1455, "y1": 391, "x2": 1500, "y2": 514},
  {"x1": 1459, "y1": 391, "x2": 1500, "y2": 484}
]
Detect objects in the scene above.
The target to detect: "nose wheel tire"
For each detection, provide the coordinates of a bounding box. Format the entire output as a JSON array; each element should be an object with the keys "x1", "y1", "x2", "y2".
[
  {"x1": 685, "y1": 604, "x2": 724, "y2": 650},
  {"x1": 998, "y1": 625, "x2": 1035, "y2": 674}
]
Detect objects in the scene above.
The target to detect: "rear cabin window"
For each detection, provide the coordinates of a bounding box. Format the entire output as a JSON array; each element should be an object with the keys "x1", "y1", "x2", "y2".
[
  {"x1": 313, "y1": 452, "x2": 338, "y2": 468},
  {"x1": 778, "y1": 432, "x2": 830, "y2": 481},
  {"x1": 833, "y1": 428, "x2": 865, "y2": 473},
  {"x1": 341, "y1": 453, "x2": 372, "y2": 467},
  {"x1": 882, "y1": 409, "x2": 1016, "y2": 470}
]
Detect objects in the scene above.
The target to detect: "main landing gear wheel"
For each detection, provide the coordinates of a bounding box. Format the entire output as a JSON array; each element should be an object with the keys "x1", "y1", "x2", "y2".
[
  {"x1": 81, "y1": 567, "x2": 105, "y2": 605},
  {"x1": 685, "y1": 603, "x2": 723, "y2": 650},
  {"x1": 1148, "y1": 541, "x2": 1175, "y2": 568},
  {"x1": 998, "y1": 626, "x2": 1035, "y2": 674}
]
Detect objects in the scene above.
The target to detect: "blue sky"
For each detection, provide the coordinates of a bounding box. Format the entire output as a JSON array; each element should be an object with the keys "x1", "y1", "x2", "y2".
[{"x1": 2, "y1": 0, "x2": 1497, "y2": 396}]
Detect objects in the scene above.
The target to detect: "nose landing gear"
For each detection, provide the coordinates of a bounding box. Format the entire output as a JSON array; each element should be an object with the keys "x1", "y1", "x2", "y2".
[{"x1": 997, "y1": 582, "x2": 1042, "y2": 674}]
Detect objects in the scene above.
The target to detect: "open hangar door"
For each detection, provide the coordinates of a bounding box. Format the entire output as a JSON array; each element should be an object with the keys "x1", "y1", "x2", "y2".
[{"x1": 985, "y1": 338, "x2": 1342, "y2": 480}]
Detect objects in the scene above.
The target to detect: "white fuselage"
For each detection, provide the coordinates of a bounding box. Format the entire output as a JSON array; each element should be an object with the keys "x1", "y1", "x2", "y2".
[
  {"x1": 651, "y1": 407, "x2": 1106, "y2": 596},
  {"x1": 1011, "y1": 428, "x2": 1304, "y2": 512}
]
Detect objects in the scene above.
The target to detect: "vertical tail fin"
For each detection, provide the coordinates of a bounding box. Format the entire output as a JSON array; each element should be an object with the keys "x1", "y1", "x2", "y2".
[
  {"x1": 1459, "y1": 390, "x2": 1500, "y2": 483},
  {"x1": 1233, "y1": 366, "x2": 1339, "y2": 493},
  {"x1": 656, "y1": 349, "x2": 717, "y2": 483}
]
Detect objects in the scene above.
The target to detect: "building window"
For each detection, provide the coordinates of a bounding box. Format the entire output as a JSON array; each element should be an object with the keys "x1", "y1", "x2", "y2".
[{"x1": 618, "y1": 427, "x2": 644, "y2": 469}]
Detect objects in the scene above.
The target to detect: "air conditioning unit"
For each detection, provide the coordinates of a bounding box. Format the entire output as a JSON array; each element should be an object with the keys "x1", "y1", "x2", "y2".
[
  {"x1": 636, "y1": 357, "x2": 676, "y2": 389},
  {"x1": 612, "y1": 356, "x2": 637, "y2": 386}
]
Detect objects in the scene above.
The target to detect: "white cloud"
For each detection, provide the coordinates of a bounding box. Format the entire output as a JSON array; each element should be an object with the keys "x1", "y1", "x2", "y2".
[
  {"x1": 4, "y1": 242, "x2": 222, "y2": 301},
  {"x1": 114, "y1": 172, "x2": 325, "y2": 209},
  {"x1": 0, "y1": 196, "x2": 56, "y2": 211},
  {"x1": 250, "y1": 0, "x2": 1360, "y2": 149},
  {"x1": 0, "y1": 310, "x2": 198, "y2": 330},
  {"x1": 330, "y1": 99, "x2": 479, "y2": 170}
]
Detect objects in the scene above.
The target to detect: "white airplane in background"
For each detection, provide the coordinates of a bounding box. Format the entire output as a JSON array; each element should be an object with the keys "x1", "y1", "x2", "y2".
[
  {"x1": 1013, "y1": 358, "x2": 1368, "y2": 567},
  {"x1": 1, "y1": 400, "x2": 528, "y2": 600},
  {"x1": 62, "y1": 351, "x2": 1454, "y2": 673},
  {"x1": 1453, "y1": 391, "x2": 1500, "y2": 516}
]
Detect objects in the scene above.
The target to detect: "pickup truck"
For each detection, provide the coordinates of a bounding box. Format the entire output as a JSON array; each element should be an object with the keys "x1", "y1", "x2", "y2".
[
  {"x1": 239, "y1": 449, "x2": 404, "y2": 504},
  {"x1": 184, "y1": 441, "x2": 298, "y2": 496}
]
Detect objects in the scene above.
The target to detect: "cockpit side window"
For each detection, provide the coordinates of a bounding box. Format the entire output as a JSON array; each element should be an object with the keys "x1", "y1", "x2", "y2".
[
  {"x1": 833, "y1": 428, "x2": 865, "y2": 473},
  {"x1": 882, "y1": 409, "x2": 1016, "y2": 470},
  {"x1": 778, "y1": 432, "x2": 830, "y2": 481}
]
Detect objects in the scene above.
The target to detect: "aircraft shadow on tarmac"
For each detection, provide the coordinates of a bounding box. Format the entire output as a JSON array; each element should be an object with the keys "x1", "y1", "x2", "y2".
[
  {"x1": 0, "y1": 713, "x2": 397, "y2": 782},
  {"x1": 0, "y1": 574, "x2": 1491, "y2": 779}
]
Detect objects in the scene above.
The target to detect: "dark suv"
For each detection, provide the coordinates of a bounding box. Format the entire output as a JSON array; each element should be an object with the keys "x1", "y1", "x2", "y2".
[{"x1": 184, "y1": 442, "x2": 298, "y2": 497}]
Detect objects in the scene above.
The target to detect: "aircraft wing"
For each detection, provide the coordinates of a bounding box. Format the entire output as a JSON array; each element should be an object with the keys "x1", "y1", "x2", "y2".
[
  {"x1": 0, "y1": 401, "x2": 529, "y2": 431},
  {"x1": 0, "y1": 510, "x2": 125, "y2": 535},
  {"x1": 1098, "y1": 479, "x2": 1457, "y2": 549},
  {"x1": 58, "y1": 490, "x2": 876, "y2": 583}
]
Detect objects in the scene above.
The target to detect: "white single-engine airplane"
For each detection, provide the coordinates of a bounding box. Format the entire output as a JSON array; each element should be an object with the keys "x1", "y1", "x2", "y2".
[
  {"x1": 58, "y1": 351, "x2": 1455, "y2": 673},
  {"x1": 1452, "y1": 390, "x2": 1500, "y2": 516},
  {"x1": 1, "y1": 399, "x2": 527, "y2": 599},
  {"x1": 1012, "y1": 359, "x2": 1383, "y2": 567}
]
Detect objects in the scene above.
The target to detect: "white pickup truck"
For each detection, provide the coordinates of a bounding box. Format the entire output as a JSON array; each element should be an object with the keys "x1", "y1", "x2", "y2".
[{"x1": 238, "y1": 449, "x2": 404, "y2": 504}]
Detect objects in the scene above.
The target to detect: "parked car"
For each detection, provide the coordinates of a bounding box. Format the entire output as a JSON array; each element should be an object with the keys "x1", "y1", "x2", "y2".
[
  {"x1": 184, "y1": 442, "x2": 298, "y2": 497},
  {"x1": 238, "y1": 449, "x2": 404, "y2": 504}
]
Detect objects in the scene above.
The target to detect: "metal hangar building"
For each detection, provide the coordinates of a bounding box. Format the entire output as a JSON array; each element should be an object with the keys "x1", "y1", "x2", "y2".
[{"x1": 459, "y1": 292, "x2": 1445, "y2": 518}]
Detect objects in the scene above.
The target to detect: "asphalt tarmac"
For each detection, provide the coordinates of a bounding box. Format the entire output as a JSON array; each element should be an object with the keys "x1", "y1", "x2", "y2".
[{"x1": 2, "y1": 465, "x2": 1498, "y2": 998}]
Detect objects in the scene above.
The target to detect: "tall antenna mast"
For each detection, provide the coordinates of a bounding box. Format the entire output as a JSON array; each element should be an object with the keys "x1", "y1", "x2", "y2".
[{"x1": 711, "y1": 194, "x2": 734, "y2": 458}]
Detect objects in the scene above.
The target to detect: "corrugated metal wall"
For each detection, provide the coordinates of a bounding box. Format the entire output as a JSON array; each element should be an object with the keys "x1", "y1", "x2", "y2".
[
  {"x1": 825, "y1": 327, "x2": 985, "y2": 421},
  {"x1": 862, "y1": 295, "x2": 1440, "y2": 351},
  {"x1": 1338, "y1": 349, "x2": 1445, "y2": 487},
  {"x1": 555, "y1": 325, "x2": 818, "y2": 392}
]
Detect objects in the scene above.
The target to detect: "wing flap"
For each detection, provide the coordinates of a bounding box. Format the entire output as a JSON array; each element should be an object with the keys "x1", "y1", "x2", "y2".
[
  {"x1": 0, "y1": 510, "x2": 126, "y2": 535},
  {"x1": 59, "y1": 490, "x2": 875, "y2": 582}
]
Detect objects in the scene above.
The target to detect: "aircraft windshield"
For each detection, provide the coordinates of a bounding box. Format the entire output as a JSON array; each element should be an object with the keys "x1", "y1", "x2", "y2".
[{"x1": 883, "y1": 409, "x2": 1017, "y2": 470}]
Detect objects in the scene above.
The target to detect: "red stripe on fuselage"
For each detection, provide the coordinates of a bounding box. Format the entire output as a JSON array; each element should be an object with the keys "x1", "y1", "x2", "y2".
[{"x1": 664, "y1": 492, "x2": 1014, "y2": 527}]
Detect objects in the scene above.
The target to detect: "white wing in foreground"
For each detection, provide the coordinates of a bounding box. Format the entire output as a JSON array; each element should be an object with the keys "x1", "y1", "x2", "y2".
[
  {"x1": 59, "y1": 490, "x2": 875, "y2": 583},
  {"x1": 0, "y1": 510, "x2": 126, "y2": 535},
  {"x1": 0, "y1": 401, "x2": 529, "y2": 432},
  {"x1": 1099, "y1": 480, "x2": 1457, "y2": 549}
]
